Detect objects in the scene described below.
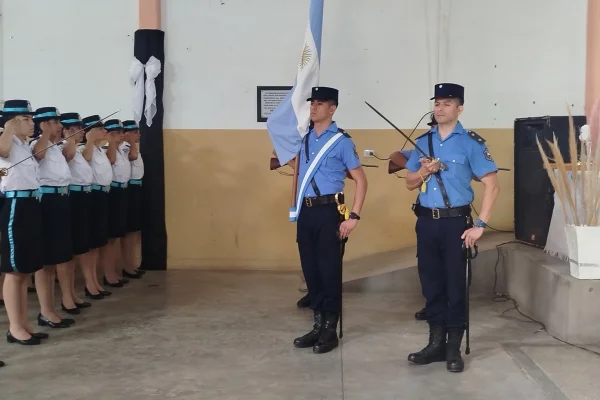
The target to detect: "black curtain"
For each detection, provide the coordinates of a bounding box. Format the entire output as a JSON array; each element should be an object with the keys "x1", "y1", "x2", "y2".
[{"x1": 134, "y1": 29, "x2": 167, "y2": 270}]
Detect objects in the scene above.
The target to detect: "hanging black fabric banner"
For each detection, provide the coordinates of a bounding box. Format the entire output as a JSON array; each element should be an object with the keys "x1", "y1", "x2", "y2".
[{"x1": 134, "y1": 29, "x2": 167, "y2": 270}]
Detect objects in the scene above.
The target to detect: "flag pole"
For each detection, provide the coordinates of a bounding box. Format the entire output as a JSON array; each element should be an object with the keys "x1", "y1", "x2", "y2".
[{"x1": 291, "y1": 155, "x2": 300, "y2": 208}]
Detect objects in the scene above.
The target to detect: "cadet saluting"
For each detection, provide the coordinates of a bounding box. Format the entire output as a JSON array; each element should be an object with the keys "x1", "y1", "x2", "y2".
[
  {"x1": 404, "y1": 83, "x2": 500, "y2": 372},
  {"x1": 0, "y1": 100, "x2": 47, "y2": 346},
  {"x1": 120, "y1": 120, "x2": 145, "y2": 279},
  {"x1": 30, "y1": 107, "x2": 76, "y2": 329},
  {"x1": 292, "y1": 87, "x2": 368, "y2": 354}
]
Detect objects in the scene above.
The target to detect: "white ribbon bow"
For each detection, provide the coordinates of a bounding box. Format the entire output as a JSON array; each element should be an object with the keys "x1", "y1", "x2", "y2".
[{"x1": 129, "y1": 56, "x2": 162, "y2": 127}]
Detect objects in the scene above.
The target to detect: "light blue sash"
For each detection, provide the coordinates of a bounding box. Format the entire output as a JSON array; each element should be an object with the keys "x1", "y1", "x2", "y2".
[{"x1": 289, "y1": 132, "x2": 344, "y2": 222}]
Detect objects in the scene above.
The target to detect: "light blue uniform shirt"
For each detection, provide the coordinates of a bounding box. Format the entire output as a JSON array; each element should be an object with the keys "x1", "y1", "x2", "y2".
[
  {"x1": 298, "y1": 122, "x2": 361, "y2": 197},
  {"x1": 405, "y1": 121, "x2": 498, "y2": 208}
]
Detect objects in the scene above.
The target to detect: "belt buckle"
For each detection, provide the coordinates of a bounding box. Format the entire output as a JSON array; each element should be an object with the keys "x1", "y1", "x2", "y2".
[
  {"x1": 305, "y1": 197, "x2": 313, "y2": 207},
  {"x1": 432, "y1": 208, "x2": 440, "y2": 220},
  {"x1": 61, "y1": 186, "x2": 68, "y2": 196}
]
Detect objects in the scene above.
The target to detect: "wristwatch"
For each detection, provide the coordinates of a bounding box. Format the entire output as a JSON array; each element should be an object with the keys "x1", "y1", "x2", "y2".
[
  {"x1": 473, "y1": 219, "x2": 487, "y2": 228},
  {"x1": 349, "y1": 212, "x2": 361, "y2": 220}
]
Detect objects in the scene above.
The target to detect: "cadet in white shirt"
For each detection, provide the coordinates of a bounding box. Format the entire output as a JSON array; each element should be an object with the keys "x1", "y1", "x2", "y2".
[
  {"x1": 120, "y1": 120, "x2": 145, "y2": 279},
  {"x1": 99, "y1": 119, "x2": 128, "y2": 288},
  {"x1": 30, "y1": 107, "x2": 75, "y2": 329},
  {"x1": 82, "y1": 115, "x2": 112, "y2": 300},
  {"x1": 58, "y1": 113, "x2": 95, "y2": 314},
  {"x1": 0, "y1": 100, "x2": 47, "y2": 347}
]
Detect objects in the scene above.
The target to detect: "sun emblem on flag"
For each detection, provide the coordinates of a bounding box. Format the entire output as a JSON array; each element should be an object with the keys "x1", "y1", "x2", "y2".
[{"x1": 300, "y1": 43, "x2": 312, "y2": 70}]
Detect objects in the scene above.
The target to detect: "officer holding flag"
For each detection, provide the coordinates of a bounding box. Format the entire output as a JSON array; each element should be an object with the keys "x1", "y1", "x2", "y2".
[{"x1": 290, "y1": 86, "x2": 368, "y2": 354}]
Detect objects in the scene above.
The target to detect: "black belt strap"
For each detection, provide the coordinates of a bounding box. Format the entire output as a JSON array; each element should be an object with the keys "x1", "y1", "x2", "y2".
[{"x1": 428, "y1": 132, "x2": 452, "y2": 208}]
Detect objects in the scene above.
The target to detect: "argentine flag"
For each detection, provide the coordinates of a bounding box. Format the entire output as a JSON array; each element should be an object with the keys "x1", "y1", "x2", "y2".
[{"x1": 266, "y1": 0, "x2": 324, "y2": 167}]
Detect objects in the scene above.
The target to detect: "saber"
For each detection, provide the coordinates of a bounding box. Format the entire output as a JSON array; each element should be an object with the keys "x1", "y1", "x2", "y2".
[
  {"x1": 463, "y1": 241, "x2": 478, "y2": 356},
  {"x1": 364, "y1": 101, "x2": 447, "y2": 171},
  {"x1": 0, "y1": 110, "x2": 120, "y2": 177}
]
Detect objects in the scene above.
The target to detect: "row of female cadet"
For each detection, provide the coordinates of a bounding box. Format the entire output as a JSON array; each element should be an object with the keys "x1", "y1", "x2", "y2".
[{"x1": 0, "y1": 100, "x2": 145, "y2": 367}]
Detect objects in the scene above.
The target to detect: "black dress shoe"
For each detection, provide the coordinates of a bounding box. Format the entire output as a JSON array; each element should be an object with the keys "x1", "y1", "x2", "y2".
[
  {"x1": 408, "y1": 324, "x2": 446, "y2": 365},
  {"x1": 85, "y1": 287, "x2": 104, "y2": 300},
  {"x1": 135, "y1": 269, "x2": 146, "y2": 276},
  {"x1": 0, "y1": 360, "x2": 4, "y2": 368},
  {"x1": 30, "y1": 332, "x2": 49, "y2": 339},
  {"x1": 293, "y1": 311, "x2": 323, "y2": 348},
  {"x1": 37, "y1": 314, "x2": 71, "y2": 329},
  {"x1": 103, "y1": 277, "x2": 124, "y2": 288},
  {"x1": 415, "y1": 307, "x2": 427, "y2": 321},
  {"x1": 61, "y1": 303, "x2": 81, "y2": 315},
  {"x1": 6, "y1": 331, "x2": 41, "y2": 345},
  {"x1": 60, "y1": 318, "x2": 76, "y2": 325},
  {"x1": 123, "y1": 270, "x2": 143, "y2": 279},
  {"x1": 446, "y1": 328, "x2": 465, "y2": 372},
  {"x1": 313, "y1": 312, "x2": 340, "y2": 354},
  {"x1": 296, "y1": 294, "x2": 311, "y2": 308},
  {"x1": 119, "y1": 278, "x2": 130, "y2": 285},
  {"x1": 75, "y1": 301, "x2": 92, "y2": 309},
  {"x1": 100, "y1": 290, "x2": 112, "y2": 296}
]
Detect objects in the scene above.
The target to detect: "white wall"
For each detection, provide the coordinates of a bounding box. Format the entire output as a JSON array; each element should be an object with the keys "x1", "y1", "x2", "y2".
[
  {"x1": 0, "y1": 0, "x2": 587, "y2": 129},
  {"x1": 163, "y1": 0, "x2": 587, "y2": 129},
  {"x1": 1, "y1": 0, "x2": 137, "y2": 120}
]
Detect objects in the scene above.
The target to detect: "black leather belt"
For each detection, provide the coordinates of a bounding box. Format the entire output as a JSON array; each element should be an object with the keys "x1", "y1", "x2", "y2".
[
  {"x1": 303, "y1": 194, "x2": 342, "y2": 207},
  {"x1": 413, "y1": 203, "x2": 471, "y2": 219}
]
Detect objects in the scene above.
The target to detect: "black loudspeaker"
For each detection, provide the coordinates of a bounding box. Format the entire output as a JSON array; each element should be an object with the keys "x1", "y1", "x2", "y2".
[{"x1": 514, "y1": 115, "x2": 586, "y2": 247}]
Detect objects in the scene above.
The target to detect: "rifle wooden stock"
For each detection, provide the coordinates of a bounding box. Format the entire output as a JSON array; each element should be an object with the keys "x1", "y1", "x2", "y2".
[
  {"x1": 270, "y1": 157, "x2": 282, "y2": 170},
  {"x1": 388, "y1": 151, "x2": 409, "y2": 174}
]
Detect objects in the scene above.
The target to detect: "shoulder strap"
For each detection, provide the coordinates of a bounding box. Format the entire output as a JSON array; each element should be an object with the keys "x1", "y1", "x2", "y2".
[
  {"x1": 337, "y1": 127, "x2": 351, "y2": 138},
  {"x1": 467, "y1": 130, "x2": 486, "y2": 144},
  {"x1": 428, "y1": 132, "x2": 452, "y2": 208},
  {"x1": 303, "y1": 132, "x2": 321, "y2": 196}
]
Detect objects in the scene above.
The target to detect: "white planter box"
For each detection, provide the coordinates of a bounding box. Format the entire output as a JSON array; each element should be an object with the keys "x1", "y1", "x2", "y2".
[{"x1": 565, "y1": 224, "x2": 600, "y2": 279}]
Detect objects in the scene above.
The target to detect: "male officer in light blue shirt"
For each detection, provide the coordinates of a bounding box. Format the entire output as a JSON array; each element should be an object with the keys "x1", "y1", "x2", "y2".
[
  {"x1": 404, "y1": 83, "x2": 500, "y2": 372},
  {"x1": 292, "y1": 86, "x2": 368, "y2": 354}
]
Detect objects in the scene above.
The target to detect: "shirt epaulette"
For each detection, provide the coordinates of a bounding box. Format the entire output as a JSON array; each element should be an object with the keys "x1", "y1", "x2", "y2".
[
  {"x1": 337, "y1": 128, "x2": 351, "y2": 138},
  {"x1": 416, "y1": 129, "x2": 433, "y2": 140},
  {"x1": 467, "y1": 130, "x2": 486, "y2": 144}
]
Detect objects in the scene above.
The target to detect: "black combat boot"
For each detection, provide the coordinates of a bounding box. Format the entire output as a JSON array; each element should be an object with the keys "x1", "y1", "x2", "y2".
[
  {"x1": 446, "y1": 328, "x2": 465, "y2": 372},
  {"x1": 408, "y1": 324, "x2": 446, "y2": 364},
  {"x1": 293, "y1": 310, "x2": 323, "y2": 348},
  {"x1": 296, "y1": 294, "x2": 311, "y2": 308},
  {"x1": 313, "y1": 312, "x2": 340, "y2": 354},
  {"x1": 414, "y1": 307, "x2": 426, "y2": 321}
]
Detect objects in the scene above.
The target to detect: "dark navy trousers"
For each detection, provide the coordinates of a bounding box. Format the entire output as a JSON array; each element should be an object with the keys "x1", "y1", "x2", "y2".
[
  {"x1": 416, "y1": 215, "x2": 469, "y2": 329},
  {"x1": 297, "y1": 203, "x2": 345, "y2": 313}
]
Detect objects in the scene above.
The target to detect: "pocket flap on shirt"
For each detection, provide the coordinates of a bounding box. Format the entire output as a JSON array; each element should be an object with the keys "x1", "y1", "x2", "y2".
[{"x1": 441, "y1": 154, "x2": 466, "y2": 165}]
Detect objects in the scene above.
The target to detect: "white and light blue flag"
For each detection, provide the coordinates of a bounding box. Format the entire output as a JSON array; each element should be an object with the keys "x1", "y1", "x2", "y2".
[{"x1": 266, "y1": 0, "x2": 324, "y2": 167}]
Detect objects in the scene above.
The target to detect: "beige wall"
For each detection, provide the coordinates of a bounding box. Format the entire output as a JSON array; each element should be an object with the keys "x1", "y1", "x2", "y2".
[{"x1": 164, "y1": 128, "x2": 514, "y2": 270}]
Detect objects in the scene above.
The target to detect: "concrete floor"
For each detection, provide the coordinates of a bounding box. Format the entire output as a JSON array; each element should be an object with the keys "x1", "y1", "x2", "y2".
[{"x1": 1, "y1": 270, "x2": 599, "y2": 400}]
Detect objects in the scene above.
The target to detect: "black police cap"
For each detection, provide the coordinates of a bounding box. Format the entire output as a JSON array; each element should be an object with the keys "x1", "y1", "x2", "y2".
[
  {"x1": 2, "y1": 100, "x2": 35, "y2": 123},
  {"x1": 306, "y1": 86, "x2": 339, "y2": 104},
  {"x1": 82, "y1": 115, "x2": 104, "y2": 129},
  {"x1": 122, "y1": 120, "x2": 139, "y2": 131},
  {"x1": 431, "y1": 83, "x2": 464, "y2": 101},
  {"x1": 104, "y1": 119, "x2": 124, "y2": 132},
  {"x1": 33, "y1": 107, "x2": 61, "y2": 123},
  {"x1": 60, "y1": 113, "x2": 83, "y2": 127}
]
